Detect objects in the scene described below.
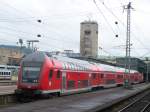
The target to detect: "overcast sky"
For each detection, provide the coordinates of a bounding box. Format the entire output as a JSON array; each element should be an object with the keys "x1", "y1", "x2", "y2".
[{"x1": 0, "y1": 0, "x2": 150, "y2": 57}]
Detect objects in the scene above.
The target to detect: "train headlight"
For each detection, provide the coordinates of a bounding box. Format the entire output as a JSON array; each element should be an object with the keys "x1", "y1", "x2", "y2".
[{"x1": 34, "y1": 80, "x2": 38, "y2": 83}]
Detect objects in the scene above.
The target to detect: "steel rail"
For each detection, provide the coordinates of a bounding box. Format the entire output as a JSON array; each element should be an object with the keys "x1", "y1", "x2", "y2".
[
  {"x1": 141, "y1": 102, "x2": 150, "y2": 112},
  {"x1": 118, "y1": 91, "x2": 150, "y2": 112}
]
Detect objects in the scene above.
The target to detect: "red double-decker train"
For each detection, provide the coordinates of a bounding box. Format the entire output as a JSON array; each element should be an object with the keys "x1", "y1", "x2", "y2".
[{"x1": 15, "y1": 52, "x2": 143, "y2": 98}]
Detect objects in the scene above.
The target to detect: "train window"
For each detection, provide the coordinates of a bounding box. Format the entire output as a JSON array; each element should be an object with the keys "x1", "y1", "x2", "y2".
[
  {"x1": 67, "y1": 80, "x2": 75, "y2": 89},
  {"x1": 63, "y1": 63, "x2": 67, "y2": 70},
  {"x1": 70, "y1": 64, "x2": 72, "y2": 70},
  {"x1": 62, "y1": 63, "x2": 65, "y2": 69},
  {"x1": 68, "y1": 64, "x2": 70, "y2": 69},
  {"x1": 82, "y1": 67, "x2": 84, "y2": 71},
  {"x1": 63, "y1": 63, "x2": 65, "y2": 69},
  {"x1": 64, "y1": 63, "x2": 67, "y2": 69},
  {"x1": 106, "y1": 79, "x2": 115, "y2": 84},
  {"x1": 76, "y1": 65, "x2": 77, "y2": 70},
  {"x1": 70, "y1": 64, "x2": 73, "y2": 70},
  {"x1": 71, "y1": 64, "x2": 74, "y2": 70},
  {"x1": 117, "y1": 75, "x2": 123, "y2": 79},
  {"x1": 73, "y1": 64, "x2": 75, "y2": 70},
  {"x1": 66, "y1": 64, "x2": 68, "y2": 69},
  {"x1": 80, "y1": 67, "x2": 82, "y2": 71},
  {"x1": 83, "y1": 67, "x2": 85, "y2": 71},
  {"x1": 92, "y1": 73, "x2": 96, "y2": 79},
  {"x1": 49, "y1": 70, "x2": 53, "y2": 79},
  {"x1": 79, "y1": 66, "x2": 81, "y2": 70},
  {"x1": 57, "y1": 70, "x2": 61, "y2": 78},
  {"x1": 82, "y1": 80, "x2": 88, "y2": 87},
  {"x1": 65, "y1": 64, "x2": 67, "y2": 69},
  {"x1": 101, "y1": 74, "x2": 104, "y2": 78},
  {"x1": 74, "y1": 64, "x2": 77, "y2": 70}
]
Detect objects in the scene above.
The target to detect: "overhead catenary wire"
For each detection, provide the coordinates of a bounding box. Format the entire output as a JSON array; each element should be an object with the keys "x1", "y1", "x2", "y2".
[
  {"x1": 93, "y1": 0, "x2": 117, "y2": 36},
  {"x1": 0, "y1": 0, "x2": 81, "y2": 48},
  {"x1": 98, "y1": 0, "x2": 126, "y2": 27},
  {"x1": 0, "y1": 0, "x2": 117, "y2": 54},
  {"x1": 0, "y1": 24, "x2": 79, "y2": 48},
  {"x1": 98, "y1": 0, "x2": 150, "y2": 57},
  {"x1": 0, "y1": 0, "x2": 149, "y2": 56},
  {"x1": 0, "y1": 3, "x2": 79, "y2": 48}
]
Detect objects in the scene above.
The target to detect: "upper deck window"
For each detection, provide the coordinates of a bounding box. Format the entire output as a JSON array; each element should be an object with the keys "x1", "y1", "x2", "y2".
[
  {"x1": 49, "y1": 70, "x2": 53, "y2": 79},
  {"x1": 92, "y1": 73, "x2": 96, "y2": 79},
  {"x1": 57, "y1": 70, "x2": 61, "y2": 79},
  {"x1": 117, "y1": 75, "x2": 123, "y2": 79},
  {"x1": 101, "y1": 74, "x2": 104, "y2": 78}
]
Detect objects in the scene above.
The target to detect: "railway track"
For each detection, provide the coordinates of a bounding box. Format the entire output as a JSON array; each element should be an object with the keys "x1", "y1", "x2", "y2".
[{"x1": 118, "y1": 90, "x2": 150, "y2": 112}]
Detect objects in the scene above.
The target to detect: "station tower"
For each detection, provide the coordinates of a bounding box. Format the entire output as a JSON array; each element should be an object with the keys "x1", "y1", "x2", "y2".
[{"x1": 80, "y1": 21, "x2": 98, "y2": 58}]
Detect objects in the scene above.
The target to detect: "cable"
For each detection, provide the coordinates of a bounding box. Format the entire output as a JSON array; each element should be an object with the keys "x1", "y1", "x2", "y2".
[
  {"x1": 93, "y1": 0, "x2": 117, "y2": 35},
  {"x1": 0, "y1": 1, "x2": 84, "y2": 52},
  {"x1": 0, "y1": 1, "x2": 80, "y2": 45},
  {"x1": 98, "y1": 0, "x2": 150, "y2": 57},
  {"x1": 99, "y1": 0, "x2": 126, "y2": 27},
  {"x1": 0, "y1": 24, "x2": 79, "y2": 50}
]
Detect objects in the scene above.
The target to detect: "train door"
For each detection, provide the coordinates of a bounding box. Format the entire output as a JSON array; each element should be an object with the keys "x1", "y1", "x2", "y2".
[
  {"x1": 54, "y1": 69, "x2": 61, "y2": 89},
  {"x1": 61, "y1": 71, "x2": 66, "y2": 93},
  {"x1": 48, "y1": 69, "x2": 62, "y2": 90}
]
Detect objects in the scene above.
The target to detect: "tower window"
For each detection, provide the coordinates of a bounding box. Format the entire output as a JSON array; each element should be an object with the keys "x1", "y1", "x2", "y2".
[{"x1": 84, "y1": 30, "x2": 91, "y2": 35}]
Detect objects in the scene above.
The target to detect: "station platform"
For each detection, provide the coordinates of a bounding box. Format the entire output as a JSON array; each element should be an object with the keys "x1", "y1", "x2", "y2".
[
  {"x1": 0, "y1": 85, "x2": 16, "y2": 95},
  {"x1": 0, "y1": 81, "x2": 16, "y2": 86},
  {"x1": 0, "y1": 83, "x2": 150, "y2": 112}
]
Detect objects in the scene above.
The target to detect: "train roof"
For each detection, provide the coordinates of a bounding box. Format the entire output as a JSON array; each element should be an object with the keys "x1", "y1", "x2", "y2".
[
  {"x1": 50, "y1": 55, "x2": 93, "y2": 71},
  {"x1": 50, "y1": 54, "x2": 139, "y2": 73},
  {"x1": 23, "y1": 52, "x2": 139, "y2": 73},
  {"x1": 53, "y1": 53, "x2": 140, "y2": 73}
]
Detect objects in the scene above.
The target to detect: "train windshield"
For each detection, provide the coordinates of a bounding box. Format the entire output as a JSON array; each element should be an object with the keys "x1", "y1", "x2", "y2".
[{"x1": 22, "y1": 67, "x2": 40, "y2": 83}]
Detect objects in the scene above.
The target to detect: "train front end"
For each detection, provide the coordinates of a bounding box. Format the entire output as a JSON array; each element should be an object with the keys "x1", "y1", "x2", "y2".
[{"x1": 15, "y1": 52, "x2": 49, "y2": 99}]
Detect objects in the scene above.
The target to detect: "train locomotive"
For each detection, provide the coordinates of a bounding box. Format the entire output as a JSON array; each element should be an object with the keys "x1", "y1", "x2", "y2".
[{"x1": 15, "y1": 52, "x2": 143, "y2": 98}]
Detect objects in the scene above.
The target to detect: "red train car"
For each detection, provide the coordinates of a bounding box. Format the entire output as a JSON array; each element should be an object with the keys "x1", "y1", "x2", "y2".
[{"x1": 15, "y1": 52, "x2": 143, "y2": 98}]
